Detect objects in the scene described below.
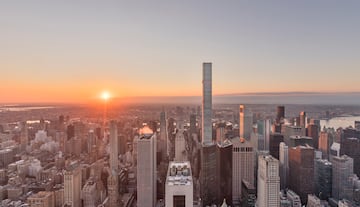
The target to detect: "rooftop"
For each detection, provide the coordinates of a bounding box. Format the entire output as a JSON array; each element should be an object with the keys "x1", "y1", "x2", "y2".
[{"x1": 166, "y1": 161, "x2": 192, "y2": 186}]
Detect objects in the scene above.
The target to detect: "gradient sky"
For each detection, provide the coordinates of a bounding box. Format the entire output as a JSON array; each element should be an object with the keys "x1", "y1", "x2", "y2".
[{"x1": 1, "y1": 1, "x2": 360, "y2": 103}]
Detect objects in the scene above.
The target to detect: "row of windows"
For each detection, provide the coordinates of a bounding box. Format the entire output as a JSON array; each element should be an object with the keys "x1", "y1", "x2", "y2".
[{"x1": 233, "y1": 147, "x2": 253, "y2": 152}]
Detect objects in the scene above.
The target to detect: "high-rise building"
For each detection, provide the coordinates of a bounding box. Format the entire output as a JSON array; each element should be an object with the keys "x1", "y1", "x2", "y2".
[
  {"x1": 283, "y1": 125, "x2": 306, "y2": 145},
  {"x1": 20, "y1": 121, "x2": 28, "y2": 151},
  {"x1": 240, "y1": 105, "x2": 253, "y2": 140},
  {"x1": 257, "y1": 155, "x2": 280, "y2": 207},
  {"x1": 27, "y1": 191, "x2": 55, "y2": 207},
  {"x1": 82, "y1": 179, "x2": 101, "y2": 207},
  {"x1": 314, "y1": 159, "x2": 332, "y2": 200},
  {"x1": 332, "y1": 155, "x2": 354, "y2": 201},
  {"x1": 279, "y1": 142, "x2": 289, "y2": 190},
  {"x1": 175, "y1": 129, "x2": 186, "y2": 162},
  {"x1": 307, "y1": 124, "x2": 319, "y2": 149},
  {"x1": 216, "y1": 140, "x2": 233, "y2": 206},
  {"x1": 319, "y1": 131, "x2": 330, "y2": 160},
  {"x1": 200, "y1": 144, "x2": 217, "y2": 206},
  {"x1": 216, "y1": 122, "x2": 226, "y2": 143},
  {"x1": 288, "y1": 145, "x2": 314, "y2": 204},
  {"x1": 202, "y1": 62, "x2": 212, "y2": 145},
  {"x1": 109, "y1": 120, "x2": 118, "y2": 172},
  {"x1": 241, "y1": 180, "x2": 256, "y2": 207},
  {"x1": 64, "y1": 166, "x2": 82, "y2": 207},
  {"x1": 269, "y1": 133, "x2": 284, "y2": 160},
  {"x1": 287, "y1": 135, "x2": 313, "y2": 148},
  {"x1": 160, "y1": 110, "x2": 168, "y2": 158},
  {"x1": 341, "y1": 137, "x2": 360, "y2": 177},
  {"x1": 232, "y1": 138, "x2": 254, "y2": 204},
  {"x1": 165, "y1": 161, "x2": 193, "y2": 207},
  {"x1": 276, "y1": 106, "x2": 285, "y2": 123},
  {"x1": 107, "y1": 173, "x2": 119, "y2": 207},
  {"x1": 189, "y1": 114, "x2": 197, "y2": 136},
  {"x1": 286, "y1": 189, "x2": 301, "y2": 207},
  {"x1": 67, "y1": 124, "x2": 75, "y2": 141},
  {"x1": 299, "y1": 111, "x2": 307, "y2": 128},
  {"x1": 137, "y1": 126, "x2": 157, "y2": 207},
  {"x1": 257, "y1": 119, "x2": 271, "y2": 151},
  {"x1": 200, "y1": 62, "x2": 217, "y2": 206}
]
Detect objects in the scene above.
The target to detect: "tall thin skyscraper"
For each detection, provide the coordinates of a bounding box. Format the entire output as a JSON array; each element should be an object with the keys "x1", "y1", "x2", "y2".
[
  {"x1": 279, "y1": 142, "x2": 289, "y2": 190},
  {"x1": 137, "y1": 126, "x2": 157, "y2": 207},
  {"x1": 160, "y1": 110, "x2": 168, "y2": 158},
  {"x1": 257, "y1": 155, "x2": 280, "y2": 207},
  {"x1": 202, "y1": 62, "x2": 212, "y2": 144},
  {"x1": 200, "y1": 62, "x2": 217, "y2": 205},
  {"x1": 109, "y1": 120, "x2": 118, "y2": 172},
  {"x1": 239, "y1": 105, "x2": 253, "y2": 140}
]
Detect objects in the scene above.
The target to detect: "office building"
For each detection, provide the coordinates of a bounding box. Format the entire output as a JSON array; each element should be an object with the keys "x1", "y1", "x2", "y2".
[
  {"x1": 200, "y1": 144, "x2": 217, "y2": 206},
  {"x1": 165, "y1": 161, "x2": 193, "y2": 207},
  {"x1": 332, "y1": 155, "x2": 354, "y2": 201},
  {"x1": 109, "y1": 120, "x2": 118, "y2": 172},
  {"x1": 175, "y1": 128, "x2": 186, "y2": 162},
  {"x1": 340, "y1": 137, "x2": 360, "y2": 177},
  {"x1": 300, "y1": 111, "x2": 307, "y2": 128},
  {"x1": 286, "y1": 189, "x2": 301, "y2": 207},
  {"x1": 240, "y1": 105, "x2": 253, "y2": 140},
  {"x1": 108, "y1": 173, "x2": 119, "y2": 207},
  {"x1": 279, "y1": 142, "x2": 289, "y2": 190},
  {"x1": 319, "y1": 131, "x2": 331, "y2": 160},
  {"x1": 257, "y1": 155, "x2": 280, "y2": 207},
  {"x1": 189, "y1": 114, "x2": 197, "y2": 136},
  {"x1": 257, "y1": 119, "x2": 271, "y2": 151},
  {"x1": 307, "y1": 124, "x2": 319, "y2": 149},
  {"x1": 314, "y1": 159, "x2": 332, "y2": 200},
  {"x1": 287, "y1": 135, "x2": 313, "y2": 148},
  {"x1": 232, "y1": 137, "x2": 254, "y2": 204},
  {"x1": 160, "y1": 110, "x2": 168, "y2": 158},
  {"x1": 137, "y1": 126, "x2": 157, "y2": 207},
  {"x1": 276, "y1": 106, "x2": 285, "y2": 123},
  {"x1": 269, "y1": 133, "x2": 284, "y2": 160},
  {"x1": 216, "y1": 140, "x2": 233, "y2": 206},
  {"x1": 283, "y1": 126, "x2": 306, "y2": 144},
  {"x1": 289, "y1": 145, "x2": 314, "y2": 204},
  {"x1": 241, "y1": 180, "x2": 256, "y2": 207},
  {"x1": 27, "y1": 191, "x2": 55, "y2": 207},
  {"x1": 64, "y1": 166, "x2": 82, "y2": 207},
  {"x1": 82, "y1": 179, "x2": 101, "y2": 207}
]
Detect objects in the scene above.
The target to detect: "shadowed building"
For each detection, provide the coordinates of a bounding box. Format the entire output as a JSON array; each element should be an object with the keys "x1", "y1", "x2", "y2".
[
  {"x1": 289, "y1": 145, "x2": 314, "y2": 204},
  {"x1": 269, "y1": 133, "x2": 284, "y2": 160},
  {"x1": 216, "y1": 140, "x2": 233, "y2": 206}
]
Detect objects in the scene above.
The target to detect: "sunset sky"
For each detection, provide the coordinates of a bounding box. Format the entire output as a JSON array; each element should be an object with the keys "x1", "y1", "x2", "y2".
[{"x1": 1, "y1": 1, "x2": 360, "y2": 103}]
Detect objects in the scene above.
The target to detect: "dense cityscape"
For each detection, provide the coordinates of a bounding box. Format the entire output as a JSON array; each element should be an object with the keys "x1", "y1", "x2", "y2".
[{"x1": 0, "y1": 63, "x2": 359, "y2": 207}]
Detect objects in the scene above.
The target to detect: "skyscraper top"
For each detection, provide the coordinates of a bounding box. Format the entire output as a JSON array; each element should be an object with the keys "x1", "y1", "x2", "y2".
[{"x1": 202, "y1": 62, "x2": 213, "y2": 144}]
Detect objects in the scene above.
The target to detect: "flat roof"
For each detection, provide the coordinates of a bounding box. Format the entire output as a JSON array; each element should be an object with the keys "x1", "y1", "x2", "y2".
[{"x1": 166, "y1": 161, "x2": 192, "y2": 186}]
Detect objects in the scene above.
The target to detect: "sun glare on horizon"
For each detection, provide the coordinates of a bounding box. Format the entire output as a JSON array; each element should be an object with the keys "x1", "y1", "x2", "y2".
[{"x1": 101, "y1": 91, "x2": 111, "y2": 101}]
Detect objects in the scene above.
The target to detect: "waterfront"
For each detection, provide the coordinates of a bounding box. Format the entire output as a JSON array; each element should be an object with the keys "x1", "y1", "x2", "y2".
[{"x1": 320, "y1": 116, "x2": 360, "y2": 129}]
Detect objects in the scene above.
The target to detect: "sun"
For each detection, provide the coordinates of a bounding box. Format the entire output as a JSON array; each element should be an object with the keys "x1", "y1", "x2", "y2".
[{"x1": 101, "y1": 91, "x2": 111, "y2": 101}]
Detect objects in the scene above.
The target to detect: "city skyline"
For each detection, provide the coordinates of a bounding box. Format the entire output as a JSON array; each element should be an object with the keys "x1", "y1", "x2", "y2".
[{"x1": 2, "y1": 1, "x2": 360, "y2": 103}]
